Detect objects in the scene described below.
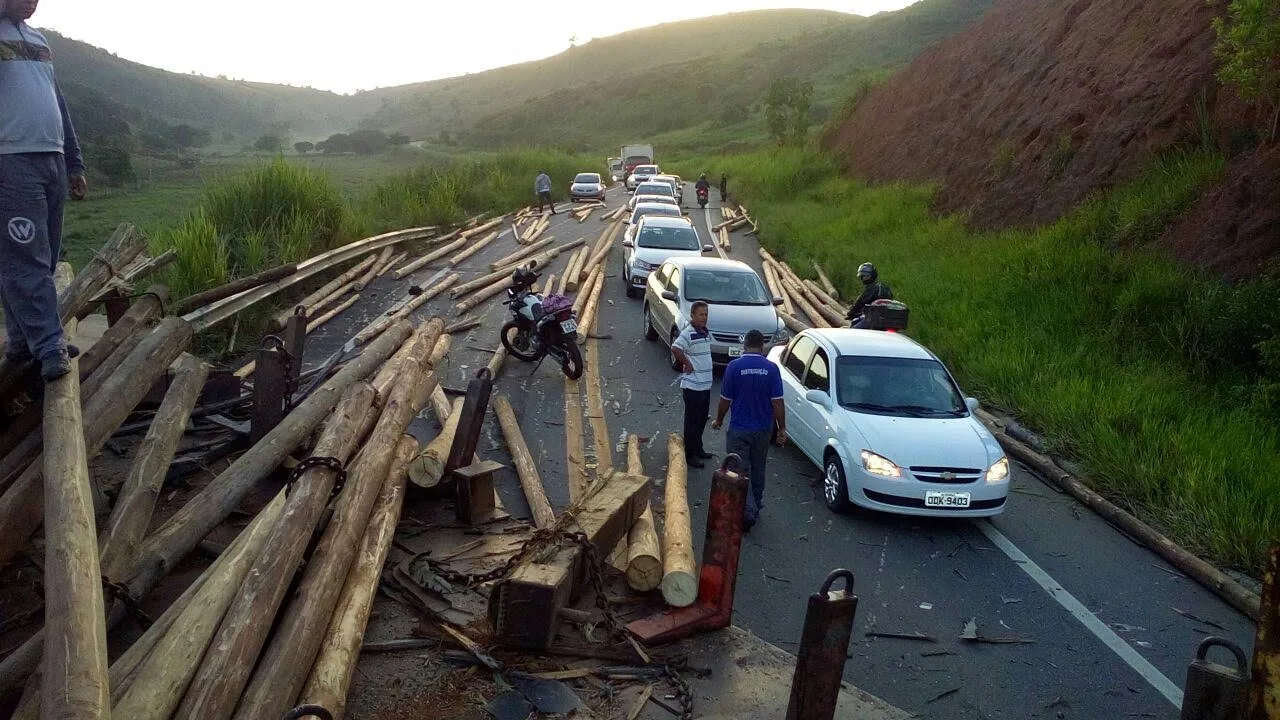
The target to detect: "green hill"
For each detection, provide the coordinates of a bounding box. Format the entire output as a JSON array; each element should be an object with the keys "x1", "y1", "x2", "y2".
[{"x1": 356, "y1": 8, "x2": 856, "y2": 140}]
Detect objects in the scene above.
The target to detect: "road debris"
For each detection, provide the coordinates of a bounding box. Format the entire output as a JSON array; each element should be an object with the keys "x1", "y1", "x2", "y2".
[{"x1": 960, "y1": 618, "x2": 1035, "y2": 645}]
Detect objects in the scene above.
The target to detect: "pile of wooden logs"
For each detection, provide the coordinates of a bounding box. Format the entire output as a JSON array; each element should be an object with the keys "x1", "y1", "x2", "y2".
[{"x1": 759, "y1": 248, "x2": 847, "y2": 332}]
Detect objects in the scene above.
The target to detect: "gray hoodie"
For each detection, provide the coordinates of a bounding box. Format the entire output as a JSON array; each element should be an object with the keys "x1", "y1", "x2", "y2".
[{"x1": 0, "y1": 17, "x2": 84, "y2": 173}]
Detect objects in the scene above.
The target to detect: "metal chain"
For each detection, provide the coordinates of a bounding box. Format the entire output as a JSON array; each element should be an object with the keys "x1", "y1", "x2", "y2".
[
  {"x1": 102, "y1": 577, "x2": 153, "y2": 629},
  {"x1": 285, "y1": 455, "x2": 348, "y2": 500}
]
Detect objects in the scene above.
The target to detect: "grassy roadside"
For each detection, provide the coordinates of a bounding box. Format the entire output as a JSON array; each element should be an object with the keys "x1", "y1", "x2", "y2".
[{"x1": 674, "y1": 148, "x2": 1280, "y2": 575}]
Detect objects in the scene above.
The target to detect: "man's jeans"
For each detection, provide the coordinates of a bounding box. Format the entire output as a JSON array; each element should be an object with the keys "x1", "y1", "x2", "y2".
[
  {"x1": 0, "y1": 152, "x2": 66, "y2": 361},
  {"x1": 682, "y1": 388, "x2": 710, "y2": 458},
  {"x1": 727, "y1": 427, "x2": 772, "y2": 522}
]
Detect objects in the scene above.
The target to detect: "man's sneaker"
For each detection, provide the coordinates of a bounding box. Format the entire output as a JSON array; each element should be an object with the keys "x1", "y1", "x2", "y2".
[
  {"x1": 5, "y1": 344, "x2": 79, "y2": 365},
  {"x1": 40, "y1": 350, "x2": 72, "y2": 382}
]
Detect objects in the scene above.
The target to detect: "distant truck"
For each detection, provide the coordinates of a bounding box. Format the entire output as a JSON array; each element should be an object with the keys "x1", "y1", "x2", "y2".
[
  {"x1": 621, "y1": 144, "x2": 655, "y2": 177},
  {"x1": 607, "y1": 157, "x2": 623, "y2": 183}
]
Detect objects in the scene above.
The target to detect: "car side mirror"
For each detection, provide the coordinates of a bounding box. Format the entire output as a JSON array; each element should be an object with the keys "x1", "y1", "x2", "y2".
[
  {"x1": 772, "y1": 296, "x2": 784, "y2": 306},
  {"x1": 805, "y1": 389, "x2": 833, "y2": 409},
  {"x1": 661, "y1": 290, "x2": 678, "y2": 302},
  {"x1": 702, "y1": 244, "x2": 714, "y2": 252},
  {"x1": 965, "y1": 397, "x2": 980, "y2": 412},
  {"x1": 622, "y1": 240, "x2": 634, "y2": 248}
]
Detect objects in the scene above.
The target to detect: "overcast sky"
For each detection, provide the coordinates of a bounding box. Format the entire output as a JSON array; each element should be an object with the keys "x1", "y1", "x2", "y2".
[{"x1": 29, "y1": 0, "x2": 918, "y2": 94}]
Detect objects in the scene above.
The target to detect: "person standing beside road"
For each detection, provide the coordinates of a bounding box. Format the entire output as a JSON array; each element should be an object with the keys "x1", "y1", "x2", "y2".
[
  {"x1": 534, "y1": 170, "x2": 557, "y2": 215},
  {"x1": 670, "y1": 301, "x2": 715, "y2": 469},
  {"x1": 0, "y1": 0, "x2": 87, "y2": 381},
  {"x1": 719, "y1": 173, "x2": 728, "y2": 202},
  {"x1": 712, "y1": 330, "x2": 785, "y2": 531}
]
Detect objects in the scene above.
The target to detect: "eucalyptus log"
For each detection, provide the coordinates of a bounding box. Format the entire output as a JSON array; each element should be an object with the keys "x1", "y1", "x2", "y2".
[
  {"x1": 486, "y1": 346, "x2": 509, "y2": 381},
  {"x1": 58, "y1": 222, "x2": 147, "y2": 322},
  {"x1": 454, "y1": 276, "x2": 516, "y2": 315},
  {"x1": 235, "y1": 351, "x2": 434, "y2": 720},
  {"x1": 778, "y1": 310, "x2": 811, "y2": 334},
  {"x1": 365, "y1": 320, "x2": 444, "y2": 435},
  {"x1": 581, "y1": 222, "x2": 621, "y2": 280},
  {"x1": 489, "y1": 235, "x2": 557, "y2": 271},
  {"x1": 792, "y1": 278, "x2": 843, "y2": 326},
  {"x1": 445, "y1": 317, "x2": 481, "y2": 335},
  {"x1": 660, "y1": 434, "x2": 696, "y2": 607},
  {"x1": 762, "y1": 263, "x2": 793, "y2": 317},
  {"x1": 779, "y1": 274, "x2": 833, "y2": 329},
  {"x1": 272, "y1": 254, "x2": 377, "y2": 328},
  {"x1": 493, "y1": 395, "x2": 555, "y2": 528},
  {"x1": 79, "y1": 284, "x2": 167, "y2": 381},
  {"x1": 462, "y1": 216, "x2": 505, "y2": 240},
  {"x1": 109, "y1": 491, "x2": 285, "y2": 720},
  {"x1": 450, "y1": 247, "x2": 558, "y2": 297},
  {"x1": 299, "y1": 436, "x2": 413, "y2": 718},
  {"x1": 560, "y1": 248, "x2": 584, "y2": 294},
  {"x1": 719, "y1": 226, "x2": 731, "y2": 252},
  {"x1": 170, "y1": 264, "x2": 297, "y2": 315},
  {"x1": 429, "y1": 388, "x2": 453, "y2": 425},
  {"x1": 813, "y1": 263, "x2": 839, "y2": 298},
  {"x1": 306, "y1": 294, "x2": 360, "y2": 335},
  {"x1": 0, "y1": 317, "x2": 192, "y2": 568},
  {"x1": 409, "y1": 397, "x2": 462, "y2": 487},
  {"x1": 448, "y1": 229, "x2": 501, "y2": 266},
  {"x1": 378, "y1": 251, "x2": 408, "y2": 278},
  {"x1": 175, "y1": 383, "x2": 376, "y2": 720},
  {"x1": 392, "y1": 230, "x2": 468, "y2": 279},
  {"x1": 353, "y1": 274, "x2": 459, "y2": 346},
  {"x1": 573, "y1": 263, "x2": 603, "y2": 317},
  {"x1": 99, "y1": 353, "x2": 209, "y2": 579},
  {"x1": 429, "y1": 334, "x2": 452, "y2": 366},
  {"x1": 42, "y1": 361, "x2": 110, "y2": 720},
  {"x1": 355, "y1": 248, "x2": 391, "y2": 290},
  {"x1": 575, "y1": 265, "x2": 607, "y2": 345},
  {"x1": 625, "y1": 435, "x2": 662, "y2": 592},
  {"x1": 804, "y1": 279, "x2": 846, "y2": 318}
]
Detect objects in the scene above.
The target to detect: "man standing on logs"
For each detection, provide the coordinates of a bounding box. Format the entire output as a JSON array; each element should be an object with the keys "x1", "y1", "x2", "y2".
[
  {"x1": 712, "y1": 329, "x2": 785, "y2": 531},
  {"x1": 534, "y1": 170, "x2": 557, "y2": 215},
  {"x1": 0, "y1": 0, "x2": 87, "y2": 381},
  {"x1": 671, "y1": 301, "x2": 714, "y2": 468}
]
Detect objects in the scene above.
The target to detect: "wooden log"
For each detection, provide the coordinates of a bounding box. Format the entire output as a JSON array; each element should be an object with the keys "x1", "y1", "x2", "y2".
[
  {"x1": 813, "y1": 263, "x2": 839, "y2": 299},
  {"x1": 454, "y1": 276, "x2": 515, "y2": 316},
  {"x1": 493, "y1": 395, "x2": 555, "y2": 529},
  {"x1": 564, "y1": 375, "x2": 587, "y2": 502},
  {"x1": 448, "y1": 229, "x2": 501, "y2": 266},
  {"x1": 450, "y1": 247, "x2": 559, "y2": 298},
  {"x1": 353, "y1": 273, "x2": 459, "y2": 347},
  {"x1": 462, "y1": 216, "x2": 505, "y2": 240},
  {"x1": 576, "y1": 206, "x2": 595, "y2": 223},
  {"x1": 109, "y1": 491, "x2": 285, "y2": 720},
  {"x1": 392, "y1": 231, "x2": 467, "y2": 279},
  {"x1": 625, "y1": 435, "x2": 662, "y2": 592},
  {"x1": 99, "y1": 353, "x2": 209, "y2": 580},
  {"x1": 79, "y1": 284, "x2": 167, "y2": 381},
  {"x1": 541, "y1": 274, "x2": 557, "y2": 295},
  {"x1": 408, "y1": 397, "x2": 462, "y2": 488},
  {"x1": 235, "y1": 354, "x2": 434, "y2": 720},
  {"x1": 174, "y1": 383, "x2": 377, "y2": 720},
  {"x1": 445, "y1": 317, "x2": 481, "y2": 335},
  {"x1": 377, "y1": 251, "x2": 408, "y2": 278},
  {"x1": 660, "y1": 433, "x2": 696, "y2": 607},
  {"x1": 369, "y1": 319, "x2": 444, "y2": 411},
  {"x1": 273, "y1": 254, "x2": 378, "y2": 328},
  {"x1": 429, "y1": 388, "x2": 454, "y2": 426},
  {"x1": 170, "y1": 264, "x2": 297, "y2": 316},
  {"x1": 778, "y1": 310, "x2": 811, "y2": 334},
  {"x1": 355, "y1": 248, "x2": 392, "y2": 290},
  {"x1": 574, "y1": 266, "x2": 607, "y2": 345},
  {"x1": 489, "y1": 235, "x2": 558, "y2": 271},
  {"x1": 0, "y1": 317, "x2": 192, "y2": 568},
  {"x1": 804, "y1": 279, "x2": 846, "y2": 318},
  {"x1": 522, "y1": 217, "x2": 550, "y2": 246},
  {"x1": 719, "y1": 226, "x2": 731, "y2": 252},
  {"x1": 58, "y1": 222, "x2": 147, "y2": 322},
  {"x1": 42, "y1": 361, "x2": 110, "y2": 720},
  {"x1": 573, "y1": 263, "x2": 603, "y2": 317},
  {"x1": 581, "y1": 221, "x2": 621, "y2": 280},
  {"x1": 794, "y1": 279, "x2": 845, "y2": 326},
  {"x1": 489, "y1": 473, "x2": 651, "y2": 649},
  {"x1": 305, "y1": 293, "x2": 360, "y2": 335},
  {"x1": 299, "y1": 436, "x2": 413, "y2": 717},
  {"x1": 184, "y1": 227, "x2": 431, "y2": 332},
  {"x1": 560, "y1": 248, "x2": 584, "y2": 294},
  {"x1": 429, "y1": 334, "x2": 452, "y2": 366},
  {"x1": 486, "y1": 346, "x2": 509, "y2": 381},
  {"x1": 762, "y1": 263, "x2": 793, "y2": 317},
  {"x1": 780, "y1": 274, "x2": 834, "y2": 329}
]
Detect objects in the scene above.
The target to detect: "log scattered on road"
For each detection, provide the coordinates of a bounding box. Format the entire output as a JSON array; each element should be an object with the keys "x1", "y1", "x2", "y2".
[
  {"x1": 306, "y1": 293, "x2": 361, "y2": 335},
  {"x1": 660, "y1": 433, "x2": 697, "y2": 607},
  {"x1": 813, "y1": 262, "x2": 839, "y2": 299},
  {"x1": 493, "y1": 394, "x2": 555, "y2": 528},
  {"x1": 448, "y1": 229, "x2": 501, "y2": 266},
  {"x1": 171, "y1": 264, "x2": 297, "y2": 316},
  {"x1": 625, "y1": 435, "x2": 662, "y2": 592},
  {"x1": 275, "y1": 253, "x2": 378, "y2": 328},
  {"x1": 392, "y1": 230, "x2": 467, "y2": 279}
]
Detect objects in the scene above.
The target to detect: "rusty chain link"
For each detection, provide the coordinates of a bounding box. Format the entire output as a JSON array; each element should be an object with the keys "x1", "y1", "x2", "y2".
[
  {"x1": 427, "y1": 527, "x2": 694, "y2": 719},
  {"x1": 102, "y1": 577, "x2": 153, "y2": 629},
  {"x1": 285, "y1": 455, "x2": 348, "y2": 500}
]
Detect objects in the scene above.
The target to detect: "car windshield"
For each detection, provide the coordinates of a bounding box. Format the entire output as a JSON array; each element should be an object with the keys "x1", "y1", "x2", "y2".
[
  {"x1": 632, "y1": 206, "x2": 681, "y2": 223},
  {"x1": 683, "y1": 270, "x2": 770, "y2": 306},
  {"x1": 574, "y1": 173, "x2": 600, "y2": 183},
  {"x1": 635, "y1": 166, "x2": 658, "y2": 175},
  {"x1": 636, "y1": 184, "x2": 673, "y2": 197},
  {"x1": 637, "y1": 225, "x2": 699, "y2": 251},
  {"x1": 836, "y1": 356, "x2": 966, "y2": 417}
]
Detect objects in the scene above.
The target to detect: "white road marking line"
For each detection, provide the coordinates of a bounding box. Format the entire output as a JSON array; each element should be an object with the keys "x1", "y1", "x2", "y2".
[
  {"x1": 976, "y1": 520, "x2": 1184, "y2": 709},
  {"x1": 703, "y1": 204, "x2": 727, "y2": 259}
]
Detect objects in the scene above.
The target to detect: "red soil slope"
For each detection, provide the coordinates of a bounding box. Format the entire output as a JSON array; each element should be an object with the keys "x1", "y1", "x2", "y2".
[{"x1": 822, "y1": 0, "x2": 1277, "y2": 277}]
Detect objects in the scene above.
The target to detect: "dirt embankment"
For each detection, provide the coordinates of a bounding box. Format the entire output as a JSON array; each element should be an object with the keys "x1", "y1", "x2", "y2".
[{"x1": 822, "y1": 0, "x2": 1277, "y2": 278}]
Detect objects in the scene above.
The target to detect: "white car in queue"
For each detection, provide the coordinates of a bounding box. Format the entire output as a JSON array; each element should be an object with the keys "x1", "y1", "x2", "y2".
[
  {"x1": 769, "y1": 328, "x2": 1010, "y2": 517},
  {"x1": 626, "y1": 164, "x2": 660, "y2": 192},
  {"x1": 621, "y1": 215, "x2": 714, "y2": 298},
  {"x1": 628, "y1": 182, "x2": 677, "y2": 211},
  {"x1": 622, "y1": 202, "x2": 685, "y2": 247}
]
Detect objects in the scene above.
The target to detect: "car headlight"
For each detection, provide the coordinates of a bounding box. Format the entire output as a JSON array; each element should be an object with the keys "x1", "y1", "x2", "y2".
[
  {"x1": 985, "y1": 456, "x2": 1010, "y2": 483},
  {"x1": 773, "y1": 325, "x2": 791, "y2": 343},
  {"x1": 860, "y1": 450, "x2": 902, "y2": 478},
  {"x1": 633, "y1": 259, "x2": 659, "y2": 272}
]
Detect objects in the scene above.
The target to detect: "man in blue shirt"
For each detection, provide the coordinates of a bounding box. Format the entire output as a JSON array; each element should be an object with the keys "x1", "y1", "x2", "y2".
[
  {"x1": 534, "y1": 170, "x2": 557, "y2": 215},
  {"x1": 712, "y1": 329, "x2": 786, "y2": 530},
  {"x1": 1, "y1": 0, "x2": 87, "y2": 381}
]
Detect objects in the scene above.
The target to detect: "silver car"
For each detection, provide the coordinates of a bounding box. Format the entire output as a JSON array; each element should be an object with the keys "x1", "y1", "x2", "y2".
[{"x1": 642, "y1": 256, "x2": 789, "y2": 369}]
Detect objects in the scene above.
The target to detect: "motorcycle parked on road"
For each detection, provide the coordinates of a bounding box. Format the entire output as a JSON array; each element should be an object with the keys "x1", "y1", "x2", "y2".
[{"x1": 499, "y1": 262, "x2": 585, "y2": 379}]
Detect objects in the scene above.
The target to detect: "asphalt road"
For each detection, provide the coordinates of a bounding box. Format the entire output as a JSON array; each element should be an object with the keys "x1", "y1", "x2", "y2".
[{"x1": 300, "y1": 183, "x2": 1257, "y2": 720}]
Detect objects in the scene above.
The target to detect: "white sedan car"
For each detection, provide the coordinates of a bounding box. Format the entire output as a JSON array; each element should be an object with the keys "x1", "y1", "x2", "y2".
[{"x1": 769, "y1": 329, "x2": 1010, "y2": 516}]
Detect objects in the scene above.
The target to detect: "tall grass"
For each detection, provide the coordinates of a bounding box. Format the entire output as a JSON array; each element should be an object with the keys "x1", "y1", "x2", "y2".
[{"x1": 688, "y1": 146, "x2": 1280, "y2": 573}]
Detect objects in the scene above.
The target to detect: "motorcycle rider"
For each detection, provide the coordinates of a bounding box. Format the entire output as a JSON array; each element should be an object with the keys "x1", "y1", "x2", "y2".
[
  {"x1": 695, "y1": 173, "x2": 711, "y2": 198},
  {"x1": 845, "y1": 262, "x2": 894, "y2": 328}
]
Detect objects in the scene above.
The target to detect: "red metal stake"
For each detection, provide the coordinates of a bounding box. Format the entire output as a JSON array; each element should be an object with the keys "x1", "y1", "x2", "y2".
[{"x1": 627, "y1": 454, "x2": 747, "y2": 645}]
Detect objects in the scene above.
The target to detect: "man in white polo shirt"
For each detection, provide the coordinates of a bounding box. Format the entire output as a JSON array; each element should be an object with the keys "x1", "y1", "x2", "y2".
[{"x1": 671, "y1": 301, "x2": 714, "y2": 468}]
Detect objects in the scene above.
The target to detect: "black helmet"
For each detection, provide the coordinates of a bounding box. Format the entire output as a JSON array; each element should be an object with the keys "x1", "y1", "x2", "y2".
[{"x1": 857, "y1": 262, "x2": 877, "y2": 283}]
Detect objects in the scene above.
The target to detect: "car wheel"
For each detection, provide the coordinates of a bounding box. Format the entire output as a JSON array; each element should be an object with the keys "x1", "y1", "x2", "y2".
[
  {"x1": 669, "y1": 328, "x2": 682, "y2": 371},
  {"x1": 823, "y1": 450, "x2": 853, "y2": 513},
  {"x1": 643, "y1": 305, "x2": 659, "y2": 341},
  {"x1": 623, "y1": 269, "x2": 638, "y2": 298}
]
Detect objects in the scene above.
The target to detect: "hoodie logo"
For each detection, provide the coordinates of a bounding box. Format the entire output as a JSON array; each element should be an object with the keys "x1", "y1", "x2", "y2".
[{"x1": 7, "y1": 217, "x2": 36, "y2": 245}]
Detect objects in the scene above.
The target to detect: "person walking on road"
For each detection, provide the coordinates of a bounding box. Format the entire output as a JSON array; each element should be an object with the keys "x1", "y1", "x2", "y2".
[
  {"x1": 534, "y1": 170, "x2": 557, "y2": 215},
  {"x1": 671, "y1": 301, "x2": 714, "y2": 468},
  {"x1": 712, "y1": 330, "x2": 785, "y2": 530},
  {"x1": 719, "y1": 173, "x2": 728, "y2": 203},
  {"x1": 1, "y1": 0, "x2": 87, "y2": 381}
]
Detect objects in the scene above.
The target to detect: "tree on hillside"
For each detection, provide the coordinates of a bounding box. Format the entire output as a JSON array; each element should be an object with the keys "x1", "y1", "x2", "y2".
[
  {"x1": 1214, "y1": 0, "x2": 1280, "y2": 140},
  {"x1": 165, "y1": 124, "x2": 212, "y2": 149},
  {"x1": 294, "y1": 141, "x2": 315, "y2": 154},
  {"x1": 254, "y1": 133, "x2": 285, "y2": 153},
  {"x1": 388, "y1": 132, "x2": 411, "y2": 146},
  {"x1": 347, "y1": 129, "x2": 390, "y2": 154},
  {"x1": 765, "y1": 76, "x2": 814, "y2": 146},
  {"x1": 92, "y1": 145, "x2": 135, "y2": 187}
]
